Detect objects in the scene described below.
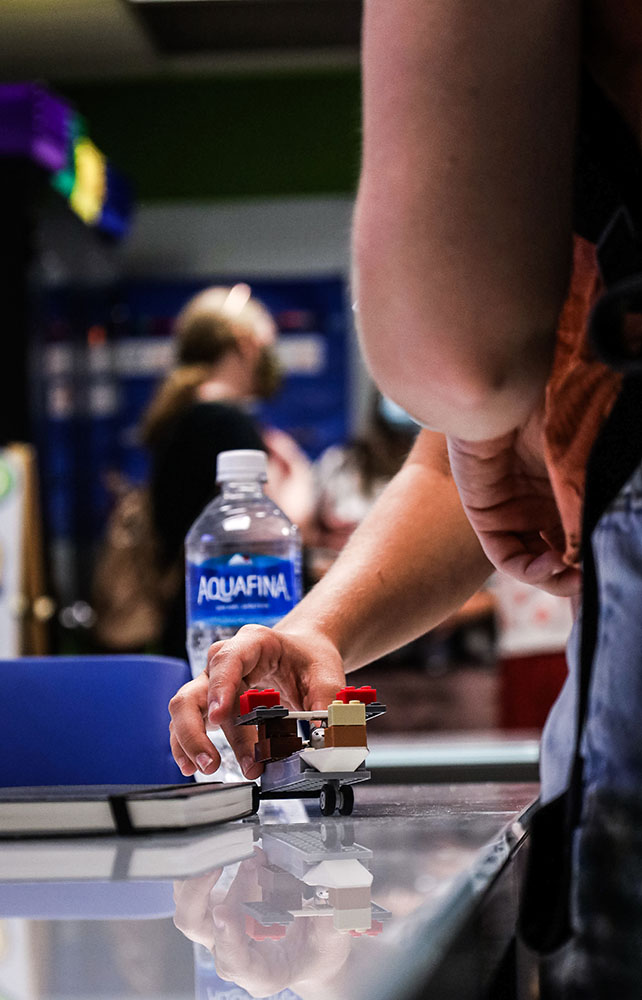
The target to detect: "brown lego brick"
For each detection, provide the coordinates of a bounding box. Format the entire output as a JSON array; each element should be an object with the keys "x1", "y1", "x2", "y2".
[
  {"x1": 258, "y1": 866, "x2": 302, "y2": 908},
  {"x1": 258, "y1": 718, "x2": 298, "y2": 740},
  {"x1": 323, "y1": 724, "x2": 368, "y2": 748},
  {"x1": 254, "y1": 734, "x2": 303, "y2": 762}
]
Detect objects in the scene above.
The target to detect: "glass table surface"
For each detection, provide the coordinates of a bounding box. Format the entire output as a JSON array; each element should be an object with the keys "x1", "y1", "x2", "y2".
[{"x1": 0, "y1": 782, "x2": 537, "y2": 1000}]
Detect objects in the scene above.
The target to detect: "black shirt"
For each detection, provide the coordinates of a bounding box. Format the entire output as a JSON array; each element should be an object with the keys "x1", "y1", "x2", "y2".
[{"x1": 149, "y1": 400, "x2": 266, "y2": 658}]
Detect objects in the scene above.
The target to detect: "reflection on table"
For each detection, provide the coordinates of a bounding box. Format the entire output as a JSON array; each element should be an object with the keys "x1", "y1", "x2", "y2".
[{"x1": 0, "y1": 782, "x2": 536, "y2": 1000}]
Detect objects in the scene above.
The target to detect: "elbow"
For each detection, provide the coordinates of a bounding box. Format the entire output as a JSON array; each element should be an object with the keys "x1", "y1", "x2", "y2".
[
  {"x1": 352, "y1": 198, "x2": 561, "y2": 437},
  {"x1": 360, "y1": 319, "x2": 514, "y2": 435}
]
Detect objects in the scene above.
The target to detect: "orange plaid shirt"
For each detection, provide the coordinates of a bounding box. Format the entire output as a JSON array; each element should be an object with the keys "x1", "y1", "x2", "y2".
[{"x1": 544, "y1": 236, "x2": 622, "y2": 567}]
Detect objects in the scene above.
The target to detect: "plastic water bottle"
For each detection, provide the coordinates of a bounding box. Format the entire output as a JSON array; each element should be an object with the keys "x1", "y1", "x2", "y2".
[{"x1": 185, "y1": 449, "x2": 302, "y2": 778}]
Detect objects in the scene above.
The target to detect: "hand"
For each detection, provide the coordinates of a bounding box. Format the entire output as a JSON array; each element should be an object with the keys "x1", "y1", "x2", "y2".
[
  {"x1": 169, "y1": 624, "x2": 346, "y2": 778},
  {"x1": 173, "y1": 867, "x2": 226, "y2": 950},
  {"x1": 173, "y1": 848, "x2": 353, "y2": 999},
  {"x1": 446, "y1": 406, "x2": 581, "y2": 597}
]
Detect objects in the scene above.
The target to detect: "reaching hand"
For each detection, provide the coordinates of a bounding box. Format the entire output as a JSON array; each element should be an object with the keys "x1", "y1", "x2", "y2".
[
  {"x1": 169, "y1": 624, "x2": 346, "y2": 779},
  {"x1": 447, "y1": 406, "x2": 581, "y2": 597},
  {"x1": 173, "y1": 848, "x2": 353, "y2": 1000}
]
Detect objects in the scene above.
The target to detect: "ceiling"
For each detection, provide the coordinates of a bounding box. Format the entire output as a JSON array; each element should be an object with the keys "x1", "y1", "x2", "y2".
[{"x1": 0, "y1": 0, "x2": 361, "y2": 82}]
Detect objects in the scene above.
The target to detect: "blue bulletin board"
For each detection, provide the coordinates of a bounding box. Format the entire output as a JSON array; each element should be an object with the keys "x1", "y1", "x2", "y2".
[
  {"x1": 33, "y1": 275, "x2": 350, "y2": 604},
  {"x1": 120, "y1": 276, "x2": 349, "y2": 473}
]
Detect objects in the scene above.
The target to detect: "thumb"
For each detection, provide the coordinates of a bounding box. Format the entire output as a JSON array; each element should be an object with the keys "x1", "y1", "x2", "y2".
[{"x1": 539, "y1": 525, "x2": 567, "y2": 553}]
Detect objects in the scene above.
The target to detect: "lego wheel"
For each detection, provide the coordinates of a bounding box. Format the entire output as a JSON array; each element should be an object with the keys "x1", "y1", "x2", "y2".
[
  {"x1": 320, "y1": 822, "x2": 341, "y2": 848},
  {"x1": 319, "y1": 784, "x2": 337, "y2": 816},
  {"x1": 338, "y1": 785, "x2": 354, "y2": 815}
]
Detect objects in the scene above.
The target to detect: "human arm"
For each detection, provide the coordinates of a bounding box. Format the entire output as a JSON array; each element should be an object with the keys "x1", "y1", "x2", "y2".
[
  {"x1": 271, "y1": 429, "x2": 492, "y2": 672},
  {"x1": 352, "y1": 0, "x2": 580, "y2": 440},
  {"x1": 169, "y1": 429, "x2": 493, "y2": 776}
]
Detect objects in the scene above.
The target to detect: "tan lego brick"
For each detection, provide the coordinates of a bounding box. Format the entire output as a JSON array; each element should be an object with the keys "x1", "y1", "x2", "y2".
[
  {"x1": 327, "y1": 699, "x2": 366, "y2": 726},
  {"x1": 328, "y1": 886, "x2": 372, "y2": 909},
  {"x1": 332, "y1": 908, "x2": 372, "y2": 933}
]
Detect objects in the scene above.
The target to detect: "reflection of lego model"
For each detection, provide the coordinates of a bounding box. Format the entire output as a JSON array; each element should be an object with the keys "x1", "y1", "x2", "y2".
[
  {"x1": 235, "y1": 686, "x2": 386, "y2": 816},
  {"x1": 243, "y1": 822, "x2": 391, "y2": 939}
]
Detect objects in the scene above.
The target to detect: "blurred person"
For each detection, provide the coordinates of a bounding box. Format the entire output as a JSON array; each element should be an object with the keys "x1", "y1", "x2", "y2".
[
  {"x1": 308, "y1": 389, "x2": 419, "y2": 578},
  {"x1": 170, "y1": 3, "x2": 642, "y2": 994},
  {"x1": 139, "y1": 283, "x2": 314, "y2": 659}
]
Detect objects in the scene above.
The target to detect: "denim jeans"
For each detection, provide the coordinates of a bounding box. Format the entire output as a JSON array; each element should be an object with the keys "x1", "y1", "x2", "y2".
[{"x1": 539, "y1": 461, "x2": 642, "y2": 997}]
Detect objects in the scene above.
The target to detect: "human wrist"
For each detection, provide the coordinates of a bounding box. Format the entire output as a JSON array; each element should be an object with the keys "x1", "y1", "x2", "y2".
[{"x1": 273, "y1": 604, "x2": 354, "y2": 669}]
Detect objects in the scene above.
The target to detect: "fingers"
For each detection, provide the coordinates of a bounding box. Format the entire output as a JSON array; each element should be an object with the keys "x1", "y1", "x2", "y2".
[
  {"x1": 173, "y1": 869, "x2": 223, "y2": 946},
  {"x1": 221, "y1": 713, "x2": 264, "y2": 780},
  {"x1": 498, "y1": 545, "x2": 582, "y2": 597},
  {"x1": 528, "y1": 565, "x2": 582, "y2": 597},
  {"x1": 465, "y1": 495, "x2": 561, "y2": 533},
  {"x1": 474, "y1": 519, "x2": 582, "y2": 596},
  {"x1": 169, "y1": 674, "x2": 221, "y2": 777},
  {"x1": 206, "y1": 625, "x2": 282, "y2": 725},
  {"x1": 202, "y1": 624, "x2": 347, "y2": 777},
  {"x1": 299, "y1": 662, "x2": 347, "y2": 714},
  {"x1": 540, "y1": 525, "x2": 567, "y2": 553},
  {"x1": 206, "y1": 625, "x2": 346, "y2": 720},
  {"x1": 205, "y1": 625, "x2": 302, "y2": 779},
  {"x1": 211, "y1": 903, "x2": 281, "y2": 995}
]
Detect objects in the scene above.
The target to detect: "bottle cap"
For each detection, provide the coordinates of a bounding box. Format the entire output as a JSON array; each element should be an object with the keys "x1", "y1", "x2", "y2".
[{"x1": 216, "y1": 449, "x2": 268, "y2": 483}]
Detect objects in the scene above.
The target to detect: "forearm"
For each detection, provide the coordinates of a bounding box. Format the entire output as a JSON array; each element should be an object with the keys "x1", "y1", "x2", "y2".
[
  {"x1": 172, "y1": 434, "x2": 491, "y2": 776},
  {"x1": 352, "y1": 0, "x2": 580, "y2": 440},
  {"x1": 276, "y1": 430, "x2": 492, "y2": 671}
]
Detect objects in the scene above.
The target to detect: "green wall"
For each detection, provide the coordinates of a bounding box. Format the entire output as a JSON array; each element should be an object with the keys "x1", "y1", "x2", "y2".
[{"x1": 58, "y1": 69, "x2": 362, "y2": 202}]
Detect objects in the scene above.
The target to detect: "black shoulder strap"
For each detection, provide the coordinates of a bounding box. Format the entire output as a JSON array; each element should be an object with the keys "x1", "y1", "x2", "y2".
[{"x1": 574, "y1": 68, "x2": 642, "y2": 244}]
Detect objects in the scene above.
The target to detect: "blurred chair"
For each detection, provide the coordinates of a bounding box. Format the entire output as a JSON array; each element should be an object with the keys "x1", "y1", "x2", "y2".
[
  {"x1": 0, "y1": 655, "x2": 193, "y2": 786},
  {"x1": 0, "y1": 880, "x2": 176, "y2": 919}
]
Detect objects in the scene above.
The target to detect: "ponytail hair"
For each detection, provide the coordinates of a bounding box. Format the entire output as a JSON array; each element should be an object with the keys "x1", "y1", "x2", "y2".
[
  {"x1": 139, "y1": 363, "x2": 212, "y2": 448},
  {"x1": 138, "y1": 284, "x2": 276, "y2": 448}
]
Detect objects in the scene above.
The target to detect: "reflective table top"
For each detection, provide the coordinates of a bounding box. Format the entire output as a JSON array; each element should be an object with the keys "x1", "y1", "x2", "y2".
[
  {"x1": 0, "y1": 782, "x2": 537, "y2": 1000},
  {"x1": 367, "y1": 731, "x2": 541, "y2": 782}
]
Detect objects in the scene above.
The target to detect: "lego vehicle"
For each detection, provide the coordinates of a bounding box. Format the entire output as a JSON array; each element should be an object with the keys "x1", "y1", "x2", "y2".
[
  {"x1": 235, "y1": 686, "x2": 386, "y2": 816},
  {"x1": 244, "y1": 821, "x2": 391, "y2": 939}
]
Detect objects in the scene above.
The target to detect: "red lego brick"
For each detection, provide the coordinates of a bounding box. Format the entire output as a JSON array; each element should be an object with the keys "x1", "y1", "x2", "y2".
[
  {"x1": 244, "y1": 915, "x2": 287, "y2": 941},
  {"x1": 366, "y1": 920, "x2": 384, "y2": 936},
  {"x1": 239, "y1": 688, "x2": 282, "y2": 714},
  {"x1": 335, "y1": 685, "x2": 377, "y2": 705}
]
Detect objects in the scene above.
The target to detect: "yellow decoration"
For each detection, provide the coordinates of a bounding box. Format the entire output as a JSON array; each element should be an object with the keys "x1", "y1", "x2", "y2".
[{"x1": 70, "y1": 137, "x2": 106, "y2": 224}]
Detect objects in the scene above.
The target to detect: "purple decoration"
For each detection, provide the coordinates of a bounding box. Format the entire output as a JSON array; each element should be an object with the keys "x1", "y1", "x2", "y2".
[{"x1": 0, "y1": 82, "x2": 70, "y2": 172}]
